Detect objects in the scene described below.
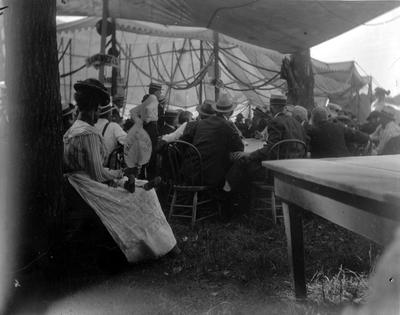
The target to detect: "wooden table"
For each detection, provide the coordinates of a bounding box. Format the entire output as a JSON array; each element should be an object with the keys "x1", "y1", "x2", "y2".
[
  {"x1": 243, "y1": 138, "x2": 264, "y2": 153},
  {"x1": 262, "y1": 155, "x2": 400, "y2": 299}
]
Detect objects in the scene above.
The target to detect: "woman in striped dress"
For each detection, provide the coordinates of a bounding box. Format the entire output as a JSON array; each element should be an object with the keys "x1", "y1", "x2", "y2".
[{"x1": 63, "y1": 78, "x2": 178, "y2": 263}]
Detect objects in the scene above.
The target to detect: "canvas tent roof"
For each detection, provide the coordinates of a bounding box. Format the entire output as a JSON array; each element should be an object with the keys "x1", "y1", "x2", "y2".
[
  {"x1": 56, "y1": 0, "x2": 400, "y2": 53},
  {"x1": 57, "y1": 17, "x2": 286, "y2": 113},
  {"x1": 57, "y1": 17, "x2": 370, "y2": 115}
]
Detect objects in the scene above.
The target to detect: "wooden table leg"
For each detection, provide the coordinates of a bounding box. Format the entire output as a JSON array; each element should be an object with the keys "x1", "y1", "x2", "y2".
[{"x1": 282, "y1": 202, "x2": 307, "y2": 299}]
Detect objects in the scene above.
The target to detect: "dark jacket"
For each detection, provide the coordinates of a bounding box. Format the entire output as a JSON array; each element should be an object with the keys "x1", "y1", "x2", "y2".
[
  {"x1": 182, "y1": 116, "x2": 244, "y2": 188},
  {"x1": 308, "y1": 120, "x2": 369, "y2": 158},
  {"x1": 249, "y1": 113, "x2": 307, "y2": 161}
]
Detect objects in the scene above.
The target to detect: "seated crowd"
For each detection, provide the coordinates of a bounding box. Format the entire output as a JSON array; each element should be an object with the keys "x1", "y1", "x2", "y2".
[{"x1": 62, "y1": 79, "x2": 400, "y2": 267}]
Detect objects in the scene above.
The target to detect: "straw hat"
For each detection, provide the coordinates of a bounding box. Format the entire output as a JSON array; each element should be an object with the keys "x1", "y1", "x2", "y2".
[
  {"x1": 62, "y1": 102, "x2": 76, "y2": 117},
  {"x1": 212, "y1": 94, "x2": 237, "y2": 113},
  {"x1": 269, "y1": 94, "x2": 287, "y2": 107},
  {"x1": 149, "y1": 82, "x2": 162, "y2": 90},
  {"x1": 99, "y1": 104, "x2": 117, "y2": 116}
]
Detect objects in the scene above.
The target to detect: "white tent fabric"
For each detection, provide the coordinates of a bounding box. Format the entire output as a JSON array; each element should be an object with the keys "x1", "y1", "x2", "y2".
[
  {"x1": 56, "y1": 0, "x2": 400, "y2": 53},
  {"x1": 57, "y1": 17, "x2": 285, "y2": 114}
]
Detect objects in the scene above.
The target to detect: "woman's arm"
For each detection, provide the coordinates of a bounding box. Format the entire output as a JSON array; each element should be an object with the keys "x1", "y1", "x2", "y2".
[{"x1": 82, "y1": 133, "x2": 123, "y2": 182}]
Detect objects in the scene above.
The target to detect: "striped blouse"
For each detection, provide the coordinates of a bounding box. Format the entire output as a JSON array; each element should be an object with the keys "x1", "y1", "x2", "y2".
[{"x1": 63, "y1": 120, "x2": 123, "y2": 182}]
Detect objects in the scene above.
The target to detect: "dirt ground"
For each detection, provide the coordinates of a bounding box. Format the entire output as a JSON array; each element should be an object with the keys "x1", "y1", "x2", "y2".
[{"x1": 6, "y1": 212, "x2": 381, "y2": 315}]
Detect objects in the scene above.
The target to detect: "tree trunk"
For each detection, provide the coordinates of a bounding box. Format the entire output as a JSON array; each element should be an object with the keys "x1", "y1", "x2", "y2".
[
  {"x1": 282, "y1": 49, "x2": 314, "y2": 110},
  {"x1": 5, "y1": 0, "x2": 63, "y2": 270}
]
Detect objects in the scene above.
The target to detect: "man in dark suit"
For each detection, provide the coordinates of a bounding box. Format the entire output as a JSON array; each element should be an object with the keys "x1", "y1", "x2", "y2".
[
  {"x1": 182, "y1": 94, "x2": 244, "y2": 188},
  {"x1": 308, "y1": 107, "x2": 370, "y2": 158},
  {"x1": 225, "y1": 95, "x2": 307, "y2": 192}
]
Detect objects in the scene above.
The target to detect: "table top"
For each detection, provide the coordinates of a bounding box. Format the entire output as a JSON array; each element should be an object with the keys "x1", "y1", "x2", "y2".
[
  {"x1": 262, "y1": 155, "x2": 400, "y2": 206},
  {"x1": 243, "y1": 138, "x2": 264, "y2": 153}
]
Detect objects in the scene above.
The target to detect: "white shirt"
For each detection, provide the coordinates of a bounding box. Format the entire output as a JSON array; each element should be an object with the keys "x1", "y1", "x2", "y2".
[
  {"x1": 162, "y1": 122, "x2": 187, "y2": 143},
  {"x1": 129, "y1": 94, "x2": 158, "y2": 123},
  {"x1": 95, "y1": 118, "x2": 127, "y2": 157}
]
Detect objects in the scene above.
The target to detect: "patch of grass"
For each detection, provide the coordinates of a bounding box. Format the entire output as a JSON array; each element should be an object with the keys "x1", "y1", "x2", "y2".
[{"x1": 307, "y1": 266, "x2": 369, "y2": 305}]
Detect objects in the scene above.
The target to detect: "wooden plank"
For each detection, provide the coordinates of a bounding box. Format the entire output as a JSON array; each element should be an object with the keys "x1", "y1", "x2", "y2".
[
  {"x1": 282, "y1": 202, "x2": 307, "y2": 299},
  {"x1": 275, "y1": 178, "x2": 399, "y2": 245},
  {"x1": 322, "y1": 155, "x2": 400, "y2": 173},
  {"x1": 263, "y1": 158, "x2": 400, "y2": 205}
]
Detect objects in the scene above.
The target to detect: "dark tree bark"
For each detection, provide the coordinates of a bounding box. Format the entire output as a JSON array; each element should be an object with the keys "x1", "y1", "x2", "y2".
[
  {"x1": 5, "y1": 0, "x2": 63, "y2": 269},
  {"x1": 281, "y1": 49, "x2": 314, "y2": 110}
]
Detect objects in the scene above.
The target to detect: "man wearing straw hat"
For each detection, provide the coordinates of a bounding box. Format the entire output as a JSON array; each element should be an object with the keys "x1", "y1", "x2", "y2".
[
  {"x1": 225, "y1": 94, "x2": 306, "y2": 193},
  {"x1": 182, "y1": 94, "x2": 243, "y2": 189},
  {"x1": 130, "y1": 82, "x2": 163, "y2": 178}
]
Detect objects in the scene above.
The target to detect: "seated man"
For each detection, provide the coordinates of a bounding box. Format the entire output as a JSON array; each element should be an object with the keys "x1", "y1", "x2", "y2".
[
  {"x1": 370, "y1": 106, "x2": 400, "y2": 155},
  {"x1": 225, "y1": 95, "x2": 307, "y2": 191},
  {"x1": 159, "y1": 110, "x2": 179, "y2": 136},
  {"x1": 161, "y1": 110, "x2": 193, "y2": 143},
  {"x1": 94, "y1": 104, "x2": 127, "y2": 163},
  {"x1": 308, "y1": 107, "x2": 370, "y2": 158},
  {"x1": 182, "y1": 94, "x2": 244, "y2": 189}
]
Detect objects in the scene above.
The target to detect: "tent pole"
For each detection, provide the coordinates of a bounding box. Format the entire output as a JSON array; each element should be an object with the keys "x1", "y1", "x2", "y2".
[
  {"x1": 199, "y1": 40, "x2": 204, "y2": 104},
  {"x1": 122, "y1": 44, "x2": 131, "y2": 118},
  {"x1": 111, "y1": 17, "x2": 117, "y2": 99},
  {"x1": 213, "y1": 31, "x2": 220, "y2": 101},
  {"x1": 166, "y1": 39, "x2": 187, "y2": 107},
  {"x1": 98, "y1": 0, "x2": 108, "y2": 83}
]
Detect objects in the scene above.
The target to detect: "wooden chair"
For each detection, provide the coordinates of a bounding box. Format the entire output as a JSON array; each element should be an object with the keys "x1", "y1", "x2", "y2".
[
  {"x1": 167, "y1": 140, "x2": 221, "y2": 227},
  {"x1": 251, "y1": 139, "x2": 307, "y2": 223},
  {"x1": 107, "y1": 145, "x2": 125, "y2": 170}
]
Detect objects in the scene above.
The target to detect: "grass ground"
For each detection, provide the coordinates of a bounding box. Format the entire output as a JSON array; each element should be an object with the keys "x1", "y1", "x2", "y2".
[{"x1": 6, "y1": 210, "x2": 382, "y2": 314}]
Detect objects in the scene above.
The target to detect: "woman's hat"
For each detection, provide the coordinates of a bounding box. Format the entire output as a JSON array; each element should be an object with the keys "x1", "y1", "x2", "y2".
[
  {"x1": 62, "y1": 102, "x2": 76, "y2": 117},
  {"x1": 379, "y1": 106, "x2": 396, "y2": 121},
  {"x1": 99, "y1": 104, "x2": 117, "y2": 116},
  {"x1": 366, "y1": 110, "x2": 381, "y2": 121},
  {"x1": 375, "y1": 87, "x2": 390, "y2": 96},
  {"x1": 74, "y1": 78, "x2": 110, "y2": 102},
  {"x1": 196, "y1": 100, "x2": 216, "y2": 117},
  {"x1": 212, "y1": 94, "x2": 237, "y2": 113},
  {"x1": 269, "y1": 94, "x2": 287, "y2": 107}
]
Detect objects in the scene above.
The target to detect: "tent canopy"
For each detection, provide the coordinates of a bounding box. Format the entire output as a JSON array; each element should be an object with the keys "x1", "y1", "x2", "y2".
[
  {"x1": 57, "y1": 17, "x2": 370, "y2": 116},
  {"x1": 56, "y1": 0, "x2": 400, "y2": 53}
]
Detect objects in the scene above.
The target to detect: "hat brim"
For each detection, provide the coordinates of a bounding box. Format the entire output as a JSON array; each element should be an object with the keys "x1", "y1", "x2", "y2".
[
  {"x1": 100, "y1": 105, "x2": 117, "y2": 116},
  {"x1": 196, "y1": 107, "x2": 214, "y2": 117},
  {"x1": 74, "y1": 82, "x2": 110, "y2": 100},
  {"x1": 62, "y1": 107, "x2": 76, "y2": 117},
  {"x1": 211, "y1": 102, "x2": 237, "y2": 113}
]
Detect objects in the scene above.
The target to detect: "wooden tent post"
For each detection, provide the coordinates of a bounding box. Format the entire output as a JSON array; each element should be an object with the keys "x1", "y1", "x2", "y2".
[
  {"x1": 111, "y1": 17, "x2": 117, "y2": 98},
  {"x1": 121, "y1": 44, "x2": 131, "y2": 118},
  {"x1": 166, "y1": 39, "x2": 187, "y2": 107},
  {"x1": 213, "y1": 31, "x2": 220, "y2": 101},
  {"x1": 284, "y1": 48, "x2": 314, "y2": 110},
  {"x1": 98, "y1": 0, "x2": 108, "y2": 83},
  {"x1": 199, "y1": 40, "x2": 204, "y2": 104}
]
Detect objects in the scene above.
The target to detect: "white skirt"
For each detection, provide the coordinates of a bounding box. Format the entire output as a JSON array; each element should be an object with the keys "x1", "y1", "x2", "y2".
[{"x1": 66, "y1": 173, "x2": 176, "y2": 263}]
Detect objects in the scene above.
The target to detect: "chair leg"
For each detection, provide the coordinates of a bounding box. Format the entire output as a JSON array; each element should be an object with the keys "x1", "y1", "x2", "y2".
[
  {"x1": 169, "y1": 190, "x2": 177, "y2": 220},
  {"x1": 191, "y1": 192, "x2": 198, "y2": 228},
  {"x1": 271, "y1": 190, "x2": 277, "y2": 224}
]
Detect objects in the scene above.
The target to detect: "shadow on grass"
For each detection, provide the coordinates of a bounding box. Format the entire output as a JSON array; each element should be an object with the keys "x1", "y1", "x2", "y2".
[{"x1": 5, "y1": 211, "x2": 382, "y2": 314}]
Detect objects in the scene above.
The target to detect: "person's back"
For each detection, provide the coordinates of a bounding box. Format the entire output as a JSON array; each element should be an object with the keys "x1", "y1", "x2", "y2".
[
  {"x1": 249, "y1": 113, "x2": 306, "y2": 161},
  {"x1": 192, "y1": 115, "x2": 243, "y2": 187},
  {"x1": 308, "y1": 107, "x2": 369, "y2": 158},
  {"x1": 309, "y1": 120, "x2": 350, "y2": 158}
]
